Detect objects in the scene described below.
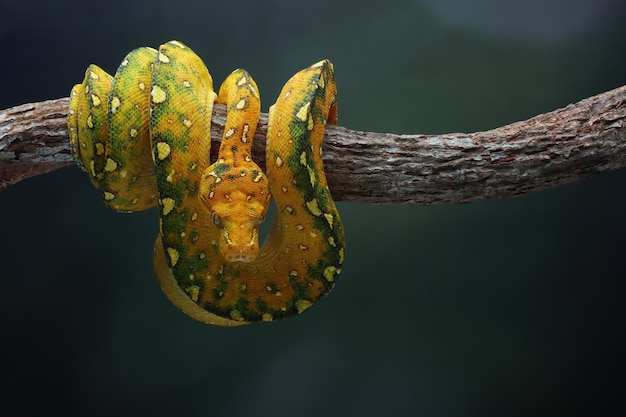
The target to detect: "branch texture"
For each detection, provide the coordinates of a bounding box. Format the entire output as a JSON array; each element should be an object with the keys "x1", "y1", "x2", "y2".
[{"x1": 1, "y1": 85, "x2": 625, "y2": 204}]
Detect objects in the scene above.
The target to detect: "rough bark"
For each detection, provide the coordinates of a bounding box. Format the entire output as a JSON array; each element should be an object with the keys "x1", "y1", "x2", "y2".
[{"x1": 1, "y1": 85, "x2": 625, "y2": 204}]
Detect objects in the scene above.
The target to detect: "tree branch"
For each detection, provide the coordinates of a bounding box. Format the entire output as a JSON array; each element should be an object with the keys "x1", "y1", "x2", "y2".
[{"x1": 1, "y1": 85, "x2": 625, "y2": 204}]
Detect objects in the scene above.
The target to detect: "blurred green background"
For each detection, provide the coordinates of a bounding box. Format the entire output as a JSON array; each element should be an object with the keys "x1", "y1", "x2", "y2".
[{"x1": 1, "y1": 0, "x2": 625, "y2": 415}]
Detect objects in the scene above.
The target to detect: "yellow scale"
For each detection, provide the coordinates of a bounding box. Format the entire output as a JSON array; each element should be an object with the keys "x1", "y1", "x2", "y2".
[{"x1": 68, "y1": 40, "x2": 345, "y2": 326}]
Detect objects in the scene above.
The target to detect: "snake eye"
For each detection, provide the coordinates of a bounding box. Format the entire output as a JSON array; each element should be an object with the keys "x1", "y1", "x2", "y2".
[{"x1": 212, "y1": 212, "x2": 222, "y2": 226}]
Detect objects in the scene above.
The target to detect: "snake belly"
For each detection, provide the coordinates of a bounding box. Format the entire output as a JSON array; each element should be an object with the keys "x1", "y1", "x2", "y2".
[{"x1": 68, "y1": 40, "x2": 345, "y2": 326}]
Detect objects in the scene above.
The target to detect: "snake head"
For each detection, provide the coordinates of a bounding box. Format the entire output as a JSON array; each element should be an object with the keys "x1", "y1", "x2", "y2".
[{"x1": 200, "y1": 162, "x2": 270, "y2": 263}]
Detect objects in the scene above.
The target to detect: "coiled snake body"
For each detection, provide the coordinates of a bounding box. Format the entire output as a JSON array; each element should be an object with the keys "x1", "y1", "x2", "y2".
[{"x1": 68, "y1": 41, "x2": 344, "y2": 326}]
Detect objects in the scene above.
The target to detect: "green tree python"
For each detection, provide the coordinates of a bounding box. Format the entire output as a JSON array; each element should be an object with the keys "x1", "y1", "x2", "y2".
[{"x1": 67, "y1": 41, "x2": 345, "y2": 326}]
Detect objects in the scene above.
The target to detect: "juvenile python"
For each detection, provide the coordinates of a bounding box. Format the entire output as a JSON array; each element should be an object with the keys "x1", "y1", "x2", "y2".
[{"x1": 68, "y1": 41, "x2": 345, "y2": 326}]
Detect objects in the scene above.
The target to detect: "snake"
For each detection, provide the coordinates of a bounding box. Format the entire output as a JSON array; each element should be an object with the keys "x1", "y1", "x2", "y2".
[{"x1": 68, "y1": 40, "x2": 345, "y2": 326}]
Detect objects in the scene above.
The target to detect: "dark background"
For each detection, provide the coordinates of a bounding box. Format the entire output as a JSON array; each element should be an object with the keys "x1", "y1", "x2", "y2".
[{"x1": 1, "y1": 0, "x2": 626, "y2": 415}]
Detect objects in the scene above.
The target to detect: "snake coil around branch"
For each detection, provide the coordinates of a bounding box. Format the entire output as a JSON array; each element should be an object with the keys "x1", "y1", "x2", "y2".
[
  {"x1": 2, "y1": 84, "x2": 625, "y2": 203},
  {"x1": 1, "y1": 40, "x2": 624, "y2": 326}
]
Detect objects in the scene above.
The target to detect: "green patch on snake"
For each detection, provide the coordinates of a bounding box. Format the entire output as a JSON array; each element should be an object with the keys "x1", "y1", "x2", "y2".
[
  {"x1": 211, "y1": 281, "x2": 228, "y2": 300},
  {"x1": 205, "y1": 163, "x2": 231, "y2": 179},
  {"x1": 289, "y1": 278, "x2": 312, "y2": 303},
  {"x1": 199, "y1": 296, "x2": 264, "y2": 322},
  {"x1": 187, "y1": 228, "x2": 200, "y2": 245}
]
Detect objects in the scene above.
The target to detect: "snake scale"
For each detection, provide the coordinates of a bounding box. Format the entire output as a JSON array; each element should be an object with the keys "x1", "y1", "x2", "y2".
[{"x1": 68, "y1": 41, "x2": 345, "y2": 326}]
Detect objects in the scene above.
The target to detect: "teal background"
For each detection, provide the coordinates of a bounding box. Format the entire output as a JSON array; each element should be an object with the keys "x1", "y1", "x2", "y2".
[{"x1": 1, "y1": 0, "x2": 625, "y2": 415}]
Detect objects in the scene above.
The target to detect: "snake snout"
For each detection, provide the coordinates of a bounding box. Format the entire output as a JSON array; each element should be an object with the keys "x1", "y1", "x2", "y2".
[{"x1": 221, "y1": 228, "x2": 259, "y2": 263}]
